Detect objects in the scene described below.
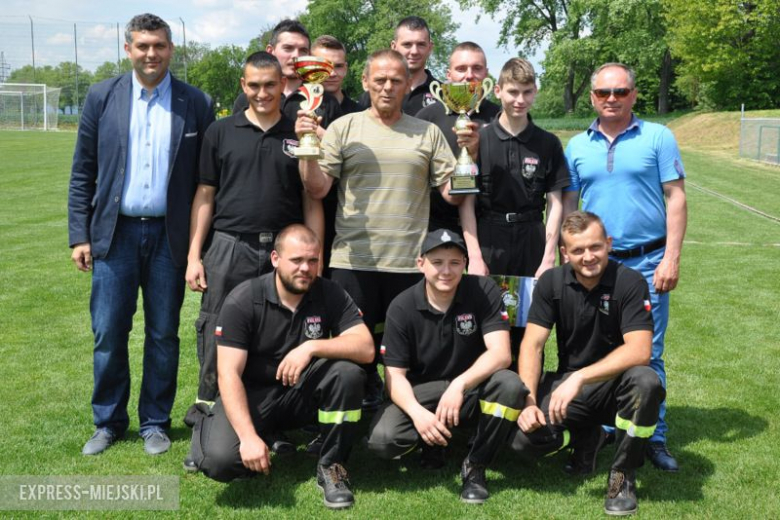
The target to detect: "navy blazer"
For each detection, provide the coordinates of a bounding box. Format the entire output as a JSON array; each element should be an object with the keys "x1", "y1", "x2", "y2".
[{"x1": 68, "y1": 72, "x2": 215, "y2": 267}]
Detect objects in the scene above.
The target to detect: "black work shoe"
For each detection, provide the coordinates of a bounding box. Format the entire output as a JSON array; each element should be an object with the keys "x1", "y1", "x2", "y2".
[
  {"x1": 267, "y1": 431, "x2": 296, "y2": 455},
  {"x1": 420, "y1": 444, "x2": 446, "y2": 470},
  {"x1": 362, "y1": 370, "x2": 384, "y2": 412},
  {"x1": 604, "y1": 469, "x2": 637, "y2": 516},
  {"x1": 305, "y1": 433, "x2": 324, "y2": 458},
  {"x1": 317, "y1": 463, "x2": 354, "y2": 510},
  {"x1": 564, "y1": 426, "x2": 608, "y2": 475},
  {"x1": 182, "y1": 455, "x2": 198, "y2": 473},
  {"x1": 646, "y1": 442, "x2": 679, "y2": 472},
  {"x1": 460, "y1": 458, "x2": 489, "y2": 504}
]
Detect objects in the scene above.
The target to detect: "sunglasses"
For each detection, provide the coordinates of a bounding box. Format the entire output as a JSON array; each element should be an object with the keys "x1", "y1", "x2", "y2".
[{"x1": 592, "y1": 88, "x2": 633, "y2": 99}]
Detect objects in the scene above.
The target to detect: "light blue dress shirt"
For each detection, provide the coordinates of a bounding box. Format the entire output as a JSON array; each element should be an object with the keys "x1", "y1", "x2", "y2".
[{"x1": 120, "y1": 72, "x2": 173, "y2": 217}]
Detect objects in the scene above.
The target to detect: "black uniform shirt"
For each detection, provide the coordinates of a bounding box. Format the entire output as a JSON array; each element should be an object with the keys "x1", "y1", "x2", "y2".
[
  {"x1": 417, "y1": 100, "x2": 501, "y2": 229},
  {"x1": 233, "y1": 90, "x2": 343, "y2": 128},
  {"x1": 382, "y1": 275, "x2": 510, "y2": 384},
  {"x1": 216, "y1": 272, "x2": 364, "y2": 389},
  {"x1": 198, "y1": 111, "x2": 304, "y2": 234},
  {"x1": 358, "y1": 69, "x2": 439, "y2": 116},
  {"x1": 477, "y1": 113, "x2": 570, "y2": 214},
  {"x1": 528, "y1": 260, "x2": 653, "y2": 373}
]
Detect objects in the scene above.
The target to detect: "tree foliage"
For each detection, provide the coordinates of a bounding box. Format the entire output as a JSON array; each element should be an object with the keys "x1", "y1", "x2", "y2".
[
  {"x1": 187, "y1": 44, "x2": 246, "y2": 113},
  {"x1": 299, "y1": 0, "x2": 459, "y2": 97},
  {"x1": 8, "y1": 62, "x2": 93, "y2": 111},
  {"x1": 664, "y1": 0, "x2": 780, "y2": 109}
]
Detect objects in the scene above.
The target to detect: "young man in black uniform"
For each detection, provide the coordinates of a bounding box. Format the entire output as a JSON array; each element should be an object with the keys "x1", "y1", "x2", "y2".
[
  {"x1": 417, "y1": 41, "x2": 500, "y2": 233},
  {"x1": 367, "y1": 229, "x2": 525, "y2": 504},
  {"x1": 232, "y1": 20, "x2": 342, "y2": 128},
  {"x1": 185, "y1": 52, "x2": 322, "y2": 433},
  {"x1": 311, "y1": 35, "x2": 362, "y2": 116},
  {"x1": 192, "y1": 225, "x2": 374, "y2": 510},
  {"x1": 509, "y1": 211, "x2": 664, "y2": 516},
  {"x1": 358, "y1": 16, "x2": 440, "y2": 115}
]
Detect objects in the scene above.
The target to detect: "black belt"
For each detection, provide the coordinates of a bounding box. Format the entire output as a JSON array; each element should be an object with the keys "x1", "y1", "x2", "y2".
[
  {"x1": 483, "y1": 209, "x2": 543, "y2": 224},
  {"x1": 217, "y1": 229, "x2": 275, "y2": 244},
  {"x1": 610, "y1": 237, "x2": 666, "y2": 259},
  {"x1": 119, "y1": 215, "x2": 164, "y2": 221}
]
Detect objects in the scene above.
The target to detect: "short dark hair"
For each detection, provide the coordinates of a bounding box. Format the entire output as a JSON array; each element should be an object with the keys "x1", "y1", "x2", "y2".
[
  {"x1": 363, "y1": 49, "x2": 410, "y2": 78},
  {"x1": 268, "y1": 19, "x2": 310, "y2": 48},
  {"x1": 244, "y1": 51, "x2": 282, "y2": 77},
  {"x1": 312, "y1": 35, "x2": 346, "y2": 53},
  {"x1": 125, "y1": 13, "x2": 172, "y2": 44},
  {"x1": 274, "y1": 224, "x2": 320, "y2": 254},
  {"x1": 561, "y1": 210, "x2": 607, "y2": 239},
  {"x1": 395, "y1": 16, "x2": 431, "y2": 40},
  {"x1": 452, "y1": 41, "x2": 484, "y2": 54}
]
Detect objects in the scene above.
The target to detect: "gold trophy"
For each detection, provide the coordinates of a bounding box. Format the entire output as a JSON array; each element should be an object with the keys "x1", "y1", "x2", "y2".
[
  {"x1": 429, "y1": 78, "x2": 494, "y2": 194},
  {"x1": 292, "y1": 56, "x2": 334, "y2": 159}
]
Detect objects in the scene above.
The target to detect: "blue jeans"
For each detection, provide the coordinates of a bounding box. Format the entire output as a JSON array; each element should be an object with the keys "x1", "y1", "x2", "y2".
[
  {"x1": 90, "y1": 216, "x2": 185, "y2": 436},
  {"x1": 616, "y1": 247, "x2": 670, "y2": 443}
]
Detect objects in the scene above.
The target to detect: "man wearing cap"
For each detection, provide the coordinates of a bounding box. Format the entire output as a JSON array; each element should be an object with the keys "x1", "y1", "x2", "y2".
[{"x1": 367, "y1": 229, "x2": 525, "y2": 504}]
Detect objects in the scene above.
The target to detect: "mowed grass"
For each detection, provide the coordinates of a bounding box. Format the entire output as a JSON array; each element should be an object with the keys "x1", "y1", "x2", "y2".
[{"x1": 0, "y1": 127, "x2": 778, "y2": 519}]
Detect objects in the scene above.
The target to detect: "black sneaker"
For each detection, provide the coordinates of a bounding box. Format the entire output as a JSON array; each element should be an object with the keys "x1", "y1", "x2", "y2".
[
  {"x1": 316, "y1": 463, "x2": 354, "y2": 509},
  {"x1": 460, "y1": 458, "x2": 489, "y2": 504},
  {"x1": 182, "y1": 455, "x2": 198, "y2": 473},
  {"x1": 305, "y1": 433, "x2": 324, "y2": 458},
  {"x1": 420, "y1": 444, "x2": 446, "y2": 469},
  {"x1": 646, "y1": 442, "x2": 679, "y2": 472},
  {"x1": 564, "y1": 426, "x2": 607, "y2": 475},
  {"x1": 362, "y1": 370, "x2": 384, "y2": 413},
  {"x1": 267, "y1": 431, "x2": 295, "y2": 455},
  {"x1": 604, "y1": 469, "x2": 637, "y2": 516}
]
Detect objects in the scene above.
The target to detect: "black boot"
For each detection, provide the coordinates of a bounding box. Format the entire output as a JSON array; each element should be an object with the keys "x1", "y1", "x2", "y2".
[
  {"x1": 317, "y1": 463, "x2": 354, "y2": 509},
  {"x1": 604, "y1": 469, "x2": 637, "y2": 516},
  {"x1": 460, "y1": 458, "x2": 489, "y2": 504},
  {"x1": 646, "y1": 442, "x2": 679, "y2": 472},
  {"x1": 564, "y1": 426, "x2": 607, "y2": 475}
]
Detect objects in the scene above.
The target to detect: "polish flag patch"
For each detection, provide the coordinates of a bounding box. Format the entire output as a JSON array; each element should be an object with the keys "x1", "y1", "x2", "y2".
[
  {"x1": 215, "y1": 326, "x2": 223, "y2": 337},
  {"x1": 380, "y1": 345, "x2": 386, "y2": 355},
  {"x1": 501, "y1": 310, "x2": 509, "y2": 321},
  {"x1": 643, "y1": 300, "x2": 651, "y2": 311}
]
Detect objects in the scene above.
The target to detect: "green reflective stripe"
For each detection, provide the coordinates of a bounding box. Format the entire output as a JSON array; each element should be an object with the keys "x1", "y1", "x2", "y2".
[
  {"x1": 615, "y1": 415, "x2": 657, "y2": 438},
  {"x1": 479, "y1": 400, "x2": 521, "y2": 422},
  {"x1": 318, "y1": 409, "x2": 362, "y2": 425},
  {"x1": 195, "y1": 398, "x2": 215, "y2": 408},
  {"x1": 546, "y1": 429, "x2": 571, "y2": 456}
]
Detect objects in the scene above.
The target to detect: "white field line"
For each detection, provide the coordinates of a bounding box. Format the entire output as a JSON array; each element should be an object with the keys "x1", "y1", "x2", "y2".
[
  {"x1": 688, "y1": 181, "x2": 780, "y2": 224},
  {"x1": 685, "y1": 240, "x2": 780, "y2": 248}
]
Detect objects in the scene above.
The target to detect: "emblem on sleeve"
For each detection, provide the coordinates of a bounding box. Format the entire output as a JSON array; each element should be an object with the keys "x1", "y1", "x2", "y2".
[
  {"x1": 304, "y1": 316, "x2": 323, "y2": 339},
  {"x1": 455, "y1": 313, "x2": 477, "y2": 336}
]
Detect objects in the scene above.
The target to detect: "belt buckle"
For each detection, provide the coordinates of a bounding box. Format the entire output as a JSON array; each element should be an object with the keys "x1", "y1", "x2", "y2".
[
  {"x1": 505, "y1": 213, "x2": 517, "y2": 223},
  {"x1": 258, "y1": 232, "x2": 273, "y2": 244}
]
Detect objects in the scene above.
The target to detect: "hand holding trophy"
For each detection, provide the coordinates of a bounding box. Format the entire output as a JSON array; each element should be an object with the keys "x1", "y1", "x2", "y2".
[
  {"x1": 429, "y1": 78, "x2": 494, "y2": 194},
  {"x1": 292, "y1": 56, "x2": 334, "y2": 159}
]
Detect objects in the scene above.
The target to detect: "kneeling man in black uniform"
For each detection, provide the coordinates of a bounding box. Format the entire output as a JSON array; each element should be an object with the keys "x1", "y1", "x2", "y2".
[
  {"x1": 192, "y1": 224, "x2": 373, "y2": 510},
  {"x1": 509, "y1": 211, "x2": 664, "y2": 516},
  {"x1": 368, "y1": 229, "x2": 525, "y2": 504}
]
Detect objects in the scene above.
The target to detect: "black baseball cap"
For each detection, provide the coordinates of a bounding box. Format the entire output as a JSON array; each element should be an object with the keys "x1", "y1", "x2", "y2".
[{"x1": 421, "y1": 229, "x2": 468, "y2": 256}]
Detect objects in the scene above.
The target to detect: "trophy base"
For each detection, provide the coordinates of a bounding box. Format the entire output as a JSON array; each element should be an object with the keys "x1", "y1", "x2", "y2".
[
  {"x1": 449, "y1": 175, "x2": 480, "y2": 195},
  {"x1": 294, "y1": 146, "x2": 322, "y2": 160}
]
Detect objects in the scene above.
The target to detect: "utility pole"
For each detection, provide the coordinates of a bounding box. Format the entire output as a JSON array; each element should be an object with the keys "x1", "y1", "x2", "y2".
[{"x1": 179, "y1": 18, "x2": 187, "y2": 83}]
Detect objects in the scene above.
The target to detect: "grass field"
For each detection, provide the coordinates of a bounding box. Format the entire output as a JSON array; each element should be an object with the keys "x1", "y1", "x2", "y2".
[{"x1": 0, "y1": 117, "x2": 778, "y2": 518}]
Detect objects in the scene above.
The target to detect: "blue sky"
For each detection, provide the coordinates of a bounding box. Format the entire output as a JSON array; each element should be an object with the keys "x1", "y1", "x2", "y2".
[{"x1": 0, "y1": 0, "x2": 544, "y2": 77}]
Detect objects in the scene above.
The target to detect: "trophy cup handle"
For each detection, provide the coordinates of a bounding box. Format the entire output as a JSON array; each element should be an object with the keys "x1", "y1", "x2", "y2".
[
  {"x1": 473, "y1": 77, "x2": 494, "y2": 114},
  {"x1": 429, "y1": 81, "x2": 451, "y2": 115}
]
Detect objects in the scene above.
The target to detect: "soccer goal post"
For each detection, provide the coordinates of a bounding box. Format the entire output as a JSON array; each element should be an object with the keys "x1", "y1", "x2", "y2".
[{"x1": 0, "y1": 83, "x2": 62, "y2": 130}]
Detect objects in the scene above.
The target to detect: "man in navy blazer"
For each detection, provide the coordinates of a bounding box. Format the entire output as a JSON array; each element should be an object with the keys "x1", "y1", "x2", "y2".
[{"x1": 68, "y1": 13, "x2": 214, "y2": 456}]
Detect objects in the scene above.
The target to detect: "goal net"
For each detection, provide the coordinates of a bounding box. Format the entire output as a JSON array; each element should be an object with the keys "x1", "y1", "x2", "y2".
[{"x1": 0, "y1": 83, "x2": 61, "y2": 130}]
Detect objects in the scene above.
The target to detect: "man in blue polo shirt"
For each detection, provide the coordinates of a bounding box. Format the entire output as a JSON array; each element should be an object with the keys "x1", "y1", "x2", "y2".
[{"x1": 562, "y1": 62, "x2": 687, "y2": 473}]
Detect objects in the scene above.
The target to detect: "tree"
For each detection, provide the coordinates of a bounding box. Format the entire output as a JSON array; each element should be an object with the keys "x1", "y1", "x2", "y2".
[
  {"x1": 664, "y1": 0, "x2": 780, "y2": 109},
  {"x1": 187, "y1": 44, "x2": 246, "y2": 113},
  {"x1": 299, "y1": 0, "x2": 459, "y2": 97}
]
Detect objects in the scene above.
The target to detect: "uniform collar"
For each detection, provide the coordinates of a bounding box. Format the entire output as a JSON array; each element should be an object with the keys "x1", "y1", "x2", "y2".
[
  {"x1": 234, "y1": 110, "x2": 294, "y2": 134},
  {"x1": 563, "y1": 260, "x2": 619, "y2": 290},
  {"x1": 412, "y1": 276, "x2": 464, "y2": 313},
  {"x1": 492, "y1": 112, "x2": 536, "y2": 142}
]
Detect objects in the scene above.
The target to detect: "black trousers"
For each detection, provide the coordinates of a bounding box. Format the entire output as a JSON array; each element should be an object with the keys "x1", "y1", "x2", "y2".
[
  {"x1": 193, "y1": 359, "x2": 366, "y2": 482},
  {"x1": 508, "y1": 366, "x2": 664, "y2": 471},
  {"x1": 330, "y1": 269, "x2": 421, "y2": 366},
  {"x1": 478, "y1": 219, "x2": 545, "y2": 277},
  {"x1": 367, "y1": 370, "x2": 527, "y2": 465},
  {"x1": 195, "y1": 230, "x2": 274, "y2": 403}
]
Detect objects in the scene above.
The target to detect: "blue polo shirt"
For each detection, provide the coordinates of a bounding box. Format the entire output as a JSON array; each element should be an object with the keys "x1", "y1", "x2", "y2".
[{"x1": 564, "y1": 115, "x2": 685, "y2": 250}]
